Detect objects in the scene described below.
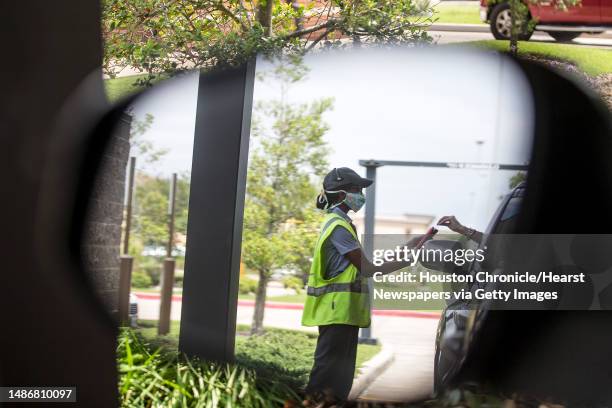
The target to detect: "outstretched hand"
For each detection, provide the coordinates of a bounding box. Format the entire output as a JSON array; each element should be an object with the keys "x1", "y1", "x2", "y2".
[
  {"x1": 403, "y1": 228, "x2": 436, "y2": 249},
  {"x1": 437, "y1": 215, "x2": 464, "y2": 233},
  {"x1": 403, "y1": 235, "x2": 425, "y2": 249}
]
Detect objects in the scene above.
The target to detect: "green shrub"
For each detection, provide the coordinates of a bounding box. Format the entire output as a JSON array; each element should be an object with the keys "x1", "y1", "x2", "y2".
[
  {"x1": 175, "y1": 256, "x2": 185, "y2": 270},
  {"x1": 131, "y1": 270, "x2": 153, "y2": 288},
  {"x1": 117, "y1": 329, "x2": 299, "y2": 407},
  {"x1": 281, "y1": 276, "x2": 304, "y2": 294},
  {"x1": 174, "y1": 275, "x2": 183, "y2": 287},
  {"x1": 239, "y1": 277, "x2": 258, "y2": 295},
  {"x1": 235, "y1": 329, "x2": 317, "y2": 388},
  {"x1": 134, "y1": 321, "x2": 381, "y2": 398},
  {"x1": 139, "y1": 257, "x2": 162, "y2": 286}
]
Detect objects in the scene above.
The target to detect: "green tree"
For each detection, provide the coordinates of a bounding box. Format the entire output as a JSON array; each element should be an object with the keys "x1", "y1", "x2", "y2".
[
  {"x1": 509, "y1": 171, "x2": 526, "y2": 189},
  {"x1": 242, "y1": 60, "x2": 331, "y2": 335},
  {"x1": 130, "y1": 113, "x2": 170, "y2": 171},
  {"x1": 133, "y1": 174, "x2": 169, "y2": 247},
  {"x1": 287, "y1": 209, "x2": 321, "y2": 285},
  {"x1": 102, "y1": 0, "x2": 433, "y2": 81},
  {"x1": 126, "y1": 112, "x2": 190, "y2": 252},
  {"x1": 507, "y1": 0, "x2": 580, "y2": 55},
  {"x1": 509, "y1": 0, "x2": 532, "y2": 55},
  {"x1": 132, "y1": 172, "x2": 191, "y2": 249}
]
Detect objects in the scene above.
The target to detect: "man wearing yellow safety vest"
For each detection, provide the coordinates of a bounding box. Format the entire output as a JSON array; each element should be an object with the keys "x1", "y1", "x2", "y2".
[{"x1": 302, "y1": 167, "x2": 429, "y2": 406}]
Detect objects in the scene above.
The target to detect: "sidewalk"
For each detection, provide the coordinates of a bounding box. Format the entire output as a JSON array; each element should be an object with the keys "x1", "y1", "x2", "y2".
[
  {"x1": 429, "y1": 23, "x2": 488, "y2": 32},
  {"x1": 358, "y1": 317, "x2": 439, "y2": 403}
]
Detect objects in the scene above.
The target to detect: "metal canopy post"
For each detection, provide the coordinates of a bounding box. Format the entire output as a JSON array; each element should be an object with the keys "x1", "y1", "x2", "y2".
[
  {"x1": 359, "y1": 161, "x2": 380, "y2": 344},
  {"x1": 357, "y1": 158, "x2": 527, "y2": 343},
  {"x1": 358, "y1": 159, "x2": 528, "y2": 171}
]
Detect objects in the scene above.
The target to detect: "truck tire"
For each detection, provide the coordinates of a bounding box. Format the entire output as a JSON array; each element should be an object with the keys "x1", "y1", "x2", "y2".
[
  {"x1": 548, "y1": 31, "x2": 581, "y2": 42},
  {"x1": 489, "y1": 3, "x2": 533, "y2": 41}
]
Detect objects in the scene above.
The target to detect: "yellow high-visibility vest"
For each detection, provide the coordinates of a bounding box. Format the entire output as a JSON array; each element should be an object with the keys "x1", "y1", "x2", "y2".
[{"x1": 301, "y1": 212, "x2": 371, "y2": 328}]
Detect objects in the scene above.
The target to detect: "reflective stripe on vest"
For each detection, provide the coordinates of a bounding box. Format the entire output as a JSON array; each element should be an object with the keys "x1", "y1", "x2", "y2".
[{"x1": 306, "y1": 280, "x2": 368, "y2": 297}]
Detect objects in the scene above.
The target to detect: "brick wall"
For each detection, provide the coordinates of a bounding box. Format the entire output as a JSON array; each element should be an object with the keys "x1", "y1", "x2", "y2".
[{"x1": 83, "y1": 113, "x2": 132, "y2": 317}]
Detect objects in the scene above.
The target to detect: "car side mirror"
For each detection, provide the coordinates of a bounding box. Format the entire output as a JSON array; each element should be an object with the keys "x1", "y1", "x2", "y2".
[{"x1": 419, "y1": 239, "x2": 466, "y2": 275}]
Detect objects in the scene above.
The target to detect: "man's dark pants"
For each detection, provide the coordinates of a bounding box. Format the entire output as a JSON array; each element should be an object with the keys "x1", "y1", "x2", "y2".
[{"x1": 306, "y1": 324, "x2": 360, "y2": 401}]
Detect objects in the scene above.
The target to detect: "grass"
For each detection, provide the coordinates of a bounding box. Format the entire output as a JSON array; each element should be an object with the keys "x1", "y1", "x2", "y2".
[
  {"x1": 104, "y1": 74, "x2": 149, "y2": 102},
  {"x1": 355, "y1": 341, "x2": 382, "y2": 369},
  {"x1": 430, "y1": 4, "x2": 612, "y2": 74},
  {"x1": 459, "y1": 40, "x2": 612, "y2": 76},
  {"x1": 252, "y1": 293, "x2": 306, "y2": 303},
  {"x1": 137, "y1": 319, "x2": 181, "y2": 339},
  {"x1": 434, "y1": 3, "x2": 484, "y2": 25}
]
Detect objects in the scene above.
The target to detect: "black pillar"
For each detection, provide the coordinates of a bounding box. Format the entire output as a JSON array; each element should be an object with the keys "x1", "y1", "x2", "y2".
[{"x1": 179, "y1": 61, "x2": 256, "y2": 362}]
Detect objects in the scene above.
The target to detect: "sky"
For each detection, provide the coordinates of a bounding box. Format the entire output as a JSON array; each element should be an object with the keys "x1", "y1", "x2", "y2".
[{"x1": 130, "y1": 47, "x2": 534, "y2": 231}]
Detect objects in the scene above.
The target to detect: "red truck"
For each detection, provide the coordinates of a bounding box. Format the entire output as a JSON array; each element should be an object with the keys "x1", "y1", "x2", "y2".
[{"x1": 480, "y1": 0, "x2": 612, "y2": 41}]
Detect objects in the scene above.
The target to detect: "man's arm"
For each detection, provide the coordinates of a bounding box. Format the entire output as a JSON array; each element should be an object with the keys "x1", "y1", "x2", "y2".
[{"x1": 345, "y1": 248, "x2": 412, "y2": 278}]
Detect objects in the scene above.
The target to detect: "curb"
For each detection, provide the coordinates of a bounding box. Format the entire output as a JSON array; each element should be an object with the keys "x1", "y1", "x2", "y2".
[
  {"x1": 133, "y1": 292, "x2": 442, "y2": 319},
  {"x1": 135, "y1": 292, "x2": 183, "y2": 302},
  {"x1": 428, "y1": 23, "x2": 612, "y2": 39},
  {"x1": 348, "y1": 344, "x2": 395, "y2": 401}
]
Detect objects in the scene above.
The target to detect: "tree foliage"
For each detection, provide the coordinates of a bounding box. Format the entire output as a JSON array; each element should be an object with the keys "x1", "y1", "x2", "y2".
[
  {"x1": 126, "y1": 112, "x2": 189, "y2": 251},
  {"x1": 509, "y1": 171, "x2": 526, "y2": 189},
  {"x1": 242, "y1": 60, "x2": 331, "y2": 334},
  {"x1": 102, "y1": 0, "x2": 433, "y2": 80},
  {"x1": 129, "y1": 113, "x2": 172, "y2": 174},
  {"x1": 132, "y1": 172, "x2": 190, "y2": 248},
  {"x1": 505, "y1": 0, "x2": 581, "y2": 55}
]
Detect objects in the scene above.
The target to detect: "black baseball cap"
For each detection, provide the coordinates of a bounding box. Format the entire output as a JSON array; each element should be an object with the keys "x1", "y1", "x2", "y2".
[{"x1": 323, "y1": 167, "x2": 373, "y2": 191}]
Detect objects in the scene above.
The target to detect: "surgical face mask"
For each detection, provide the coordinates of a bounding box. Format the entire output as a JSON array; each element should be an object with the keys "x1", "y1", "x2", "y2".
[
  {"x1": 326, "y1": 190, "x2": 366, "y2": 212},
  {"x1": 344, "y1": 192, "x2": 366, "y2": 212}
]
